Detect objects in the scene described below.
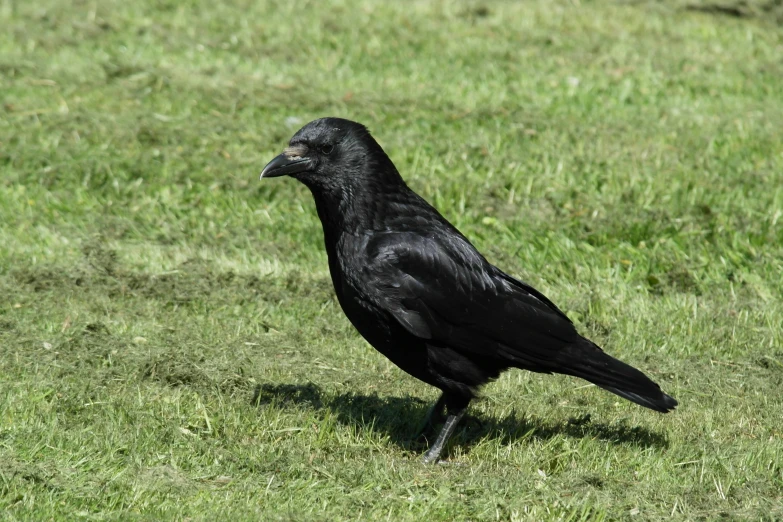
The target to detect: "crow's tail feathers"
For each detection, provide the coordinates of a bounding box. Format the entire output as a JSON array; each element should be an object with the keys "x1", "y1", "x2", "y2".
[{"x1": 559, "y1": 338, "x2": 678, "y2": 413}]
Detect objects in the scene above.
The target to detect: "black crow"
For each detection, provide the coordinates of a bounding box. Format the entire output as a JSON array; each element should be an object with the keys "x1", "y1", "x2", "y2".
[{"x1": 260, "y1": 117, "x2": 677, "y2": 463}]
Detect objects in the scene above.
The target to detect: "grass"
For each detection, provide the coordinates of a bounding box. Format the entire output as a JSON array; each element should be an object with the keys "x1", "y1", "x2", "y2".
[{"x1": 1, "y1": 0, "x2": 782, "y2": 519}]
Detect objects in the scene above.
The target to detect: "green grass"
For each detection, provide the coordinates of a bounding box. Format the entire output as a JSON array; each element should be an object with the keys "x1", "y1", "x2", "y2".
[{"x1": 1, "y1": 0, "x2": 782, "y2": 519}]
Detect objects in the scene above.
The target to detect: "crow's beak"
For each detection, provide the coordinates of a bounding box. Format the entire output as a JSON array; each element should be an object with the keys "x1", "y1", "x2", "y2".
[{"x1": 260, "y1": 153, "x2": 312, "y2": 179}]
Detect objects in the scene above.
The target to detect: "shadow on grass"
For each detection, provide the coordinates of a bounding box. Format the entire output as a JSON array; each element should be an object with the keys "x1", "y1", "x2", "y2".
[{"x1": 251, "y1": 382, "x2": 669, "y2": 457}]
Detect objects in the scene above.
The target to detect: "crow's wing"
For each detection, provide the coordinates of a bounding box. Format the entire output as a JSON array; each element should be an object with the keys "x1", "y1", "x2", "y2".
[{"x1": 365, "y1": 231, "x2": 580, "y2": 369}]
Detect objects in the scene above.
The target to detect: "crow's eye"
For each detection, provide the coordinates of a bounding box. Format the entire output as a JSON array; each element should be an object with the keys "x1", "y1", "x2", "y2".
[{"x1": 319, "y1": 144, "x2": 334, "y2": 155}]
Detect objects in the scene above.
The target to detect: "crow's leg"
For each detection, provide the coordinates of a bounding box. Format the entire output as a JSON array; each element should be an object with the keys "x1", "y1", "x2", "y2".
[
  {"x1": 415, "y1": 392, "x2": 447, "y2": 438},
  {"x1": 422, "y1": 397, "x2": 469, "y2": 464}
]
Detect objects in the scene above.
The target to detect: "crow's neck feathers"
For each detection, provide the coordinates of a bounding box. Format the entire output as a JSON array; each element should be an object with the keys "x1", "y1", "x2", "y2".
[{"x1": 307, "y1": 146, "x2": 427, "y2": 237}]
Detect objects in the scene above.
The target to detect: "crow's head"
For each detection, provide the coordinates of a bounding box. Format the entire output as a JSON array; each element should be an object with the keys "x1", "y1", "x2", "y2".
[{"x1": 260, "y1": 118, "x2": 400, "y2": 192}]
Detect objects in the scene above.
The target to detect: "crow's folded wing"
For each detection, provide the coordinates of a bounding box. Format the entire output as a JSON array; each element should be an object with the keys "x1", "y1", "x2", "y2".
[{"x1": 365, "y1": 232, "x2": 580, "y2": 368}]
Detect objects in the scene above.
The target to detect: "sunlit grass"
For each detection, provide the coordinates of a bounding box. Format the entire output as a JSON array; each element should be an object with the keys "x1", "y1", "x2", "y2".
[{"x1": 1, "y1": 0, "x2": 782, "y2": 519}]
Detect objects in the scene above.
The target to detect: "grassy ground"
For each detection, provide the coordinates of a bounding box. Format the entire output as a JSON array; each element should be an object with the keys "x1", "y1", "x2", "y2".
[{"x1": 1, "y1": 0, "x2": 782, "y2": 519}]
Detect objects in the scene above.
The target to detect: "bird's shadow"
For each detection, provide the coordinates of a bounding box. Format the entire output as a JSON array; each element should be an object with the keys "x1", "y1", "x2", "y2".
[{"x1": 251, "y1": 382, "x2": 669, "y2": 457}]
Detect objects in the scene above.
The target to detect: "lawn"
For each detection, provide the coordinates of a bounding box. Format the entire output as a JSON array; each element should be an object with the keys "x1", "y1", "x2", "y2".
[{"x1": 1, "y1": 0, "x2": 782, "y2": 520}]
